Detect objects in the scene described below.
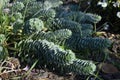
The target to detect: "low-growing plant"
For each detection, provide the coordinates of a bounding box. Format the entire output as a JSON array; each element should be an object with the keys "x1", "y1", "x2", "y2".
[{"x1": 0, "y1": 0, "x2": 112, "y2": 77}]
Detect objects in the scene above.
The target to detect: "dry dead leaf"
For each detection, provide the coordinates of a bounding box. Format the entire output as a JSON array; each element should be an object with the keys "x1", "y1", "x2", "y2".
[
  {"x1": 0, "y1": 72, "x2": 9, "y2": 79},
  {"x1": 98, "y1": 63, "x2": 119, "y2": 74},
  {"x1": 7, "y1": 57, "x2": 20, "y2": 69}
]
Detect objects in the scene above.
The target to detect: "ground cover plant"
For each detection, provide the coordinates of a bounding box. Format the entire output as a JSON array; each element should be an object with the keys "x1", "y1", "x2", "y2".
[{"x1": 0, "y1": 0, "x2": 119, "y2": 80}]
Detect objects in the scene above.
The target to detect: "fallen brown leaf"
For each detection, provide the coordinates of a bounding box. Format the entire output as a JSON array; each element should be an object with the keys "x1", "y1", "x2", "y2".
[{"x1": 98, "y1": 63, "x2": 119, "y2": 74}]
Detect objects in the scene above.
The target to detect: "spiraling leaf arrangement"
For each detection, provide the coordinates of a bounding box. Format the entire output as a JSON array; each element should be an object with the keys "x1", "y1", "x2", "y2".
[
  {"x1": 64, "y1": 59, "x2": 96, "y2": 75},
  {"x1": 48, "y1": 18, "x2": 82, "y2": 34},
  {"x1": 33, "y1": 9, "x2": 56, "y2": 20},
  {"x1": 65, "y1": 37, "x2": 112, "y2": 51},
  {"x1": 81, "y1": 24, "x2": 93, "y2": 30},
  {"x1": 18, "y1": 39, "x2": 96, "y2": 75},
  {"x1": 26, "y1": 1, "x2": 43, "y2": 16},
  {"x1": 17, "y1": 0, "x2": 36, "y2": 4},
  {"x1": 12, "y1": 1, "x2": 25, "y2": 12},
  {"x1": 77, "y1": 38, "x2": 111, "y2": 50},
  {"x1": 13, "y1": 12, "x2": 23, "y2": 19},
  {"x1": 84, "y1": 13, "x2": 102, "y2": 23},
  {"x1": 23, "y1": 18, "x2": 44, "y2": 34},
  {"x1": 59, "y1": 11, "x2": 102, "y2": 24},
  {"x1": 0, "y1": 0, "x2": 113, "y2": 76},
  {"x1": 12, "y1": 0, "x2": 62, "y2": 18},
  {"x1": 43, "y1": 0, "x2": 63, "y2": 9},
  {"x1": 31, "y1": 29, "x2": 72, "y2": 42},
  {"x1": 18, "y1": 40, "x2": 76, "y2": 65},
  {"x1": 81, "y1": 29, "x2": 93, "y2": 37}
]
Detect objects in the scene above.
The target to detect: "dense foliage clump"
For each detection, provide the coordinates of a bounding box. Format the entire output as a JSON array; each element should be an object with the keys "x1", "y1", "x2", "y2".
[{"x1": 0, "y1": 0, "x2": 112, "y2": 76}]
